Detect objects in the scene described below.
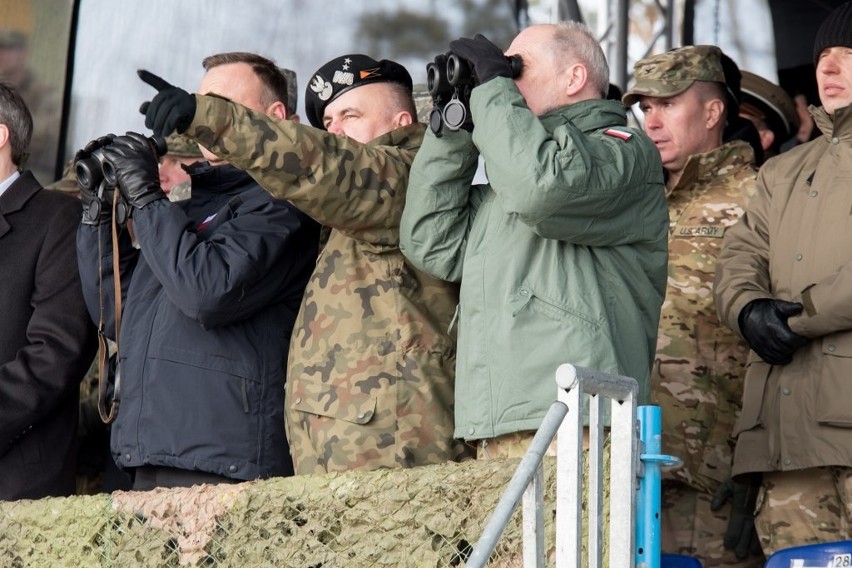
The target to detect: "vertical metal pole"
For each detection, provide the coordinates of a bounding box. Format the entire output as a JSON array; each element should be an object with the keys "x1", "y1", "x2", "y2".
[
  {"x1": 522, "y1": 466, "x2": 545, "y2": 567},
  {"x1": 466, "y1": 402, "x2": 569, "y2": 568},
  {"x1": 614, "y1": 0, "x2": 629, "y2": 90},
  {"x1": 608, "y1": 393, "x2": 637, "y2": 568},
  {"x1": 556, "y1": 366, "x2": 583, "y2": 568},
  {"x1": 588, "y1": 394, "x2": 603, "y2": 568},
  {"x1": 664, "y1": 0, "x2": 676, "y2": 50},
  {"x1": 636, "y1": 406, "x2": 664, "y2": 568}
]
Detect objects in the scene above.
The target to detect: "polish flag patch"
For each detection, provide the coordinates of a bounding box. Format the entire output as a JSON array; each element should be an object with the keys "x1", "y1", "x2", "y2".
[
  {"x1": 603, "y1": 128, "x2": 633, "y2": 141},
  {"x1": 197, "y1": 213, "x2": 218, "y2": 231}
]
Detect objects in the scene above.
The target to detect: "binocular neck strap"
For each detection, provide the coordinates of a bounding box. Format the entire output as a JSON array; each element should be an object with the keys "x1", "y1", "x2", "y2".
[{"x1": 96, "y1": 190, "x2": 124, "y2": 424}]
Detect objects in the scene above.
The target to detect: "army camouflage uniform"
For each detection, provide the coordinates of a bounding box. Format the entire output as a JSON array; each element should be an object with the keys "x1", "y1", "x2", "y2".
[
  {"x1": 183, "y1": 94, "x2": 468, "y2": 474},
  {"x1": 624, "y1": 46, "x2": 762, "y2": 567},
  {"x1": 651, "y1": 141, "x2": 763, "y2": 567},
  {"x1": 755, "y1": 468, "x2": 852, "y2": 554},
  {"x1": 655, "y1": 141, "x2": 757, "y2": 493},
  {"x1": 656, "y1": 141, "x2": 760, "y2": 568}
]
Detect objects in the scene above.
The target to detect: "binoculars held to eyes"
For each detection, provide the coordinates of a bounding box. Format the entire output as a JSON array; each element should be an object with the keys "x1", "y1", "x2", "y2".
[
  {"x1": 76, "y1": 135, "x2": 167, "y2": 224},
  {"x1": 426, "y1": 52, "x2": 522, "y2": 134}
]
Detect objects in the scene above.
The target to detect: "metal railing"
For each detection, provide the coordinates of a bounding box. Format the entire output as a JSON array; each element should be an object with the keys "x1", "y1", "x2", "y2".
[{"x1": 466, "y1": 363, "x2": 679, "y2": 568}]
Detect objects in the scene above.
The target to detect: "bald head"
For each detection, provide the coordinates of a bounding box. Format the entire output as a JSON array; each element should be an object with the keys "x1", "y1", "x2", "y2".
[{"x1": 506, "y1": 22, "x2": 609, "y2": 116}]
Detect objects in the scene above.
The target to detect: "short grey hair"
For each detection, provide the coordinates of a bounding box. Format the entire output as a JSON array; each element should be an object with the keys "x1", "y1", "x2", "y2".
[{"x1": 552, "y1": 21, "x2": 610, "y2": 98}]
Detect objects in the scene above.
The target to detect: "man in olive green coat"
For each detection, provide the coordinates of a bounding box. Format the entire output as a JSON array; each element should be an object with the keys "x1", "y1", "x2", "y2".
[
  {"x1": 137, "y1": 54, "x2": 468, "y2": 474},
  {"x1": 400, "y1": 23, "x2": 668, "y2": 457}
]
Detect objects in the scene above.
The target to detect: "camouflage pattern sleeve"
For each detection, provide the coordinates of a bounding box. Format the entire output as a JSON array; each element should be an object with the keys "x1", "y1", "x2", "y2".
[{"x1": 186, "y1": 95, "x2": 423, "y2": 245}]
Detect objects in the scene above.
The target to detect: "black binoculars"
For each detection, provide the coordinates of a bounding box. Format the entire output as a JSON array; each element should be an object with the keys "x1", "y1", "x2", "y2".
[
  {"x1": 426, "y1": 53, "x2": 522, "y2": 134},
  {"x1": 427, "y1": 53, "x2": 522, "y2": 96},
  {"x1": 76, "y1": 134, "x2": 167, "y2": 224}
]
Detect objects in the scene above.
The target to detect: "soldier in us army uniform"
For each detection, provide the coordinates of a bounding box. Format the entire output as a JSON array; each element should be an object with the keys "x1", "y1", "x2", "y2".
[
  {"x1": 623, "y1": 45, "x2": 762, "y2": 567},
  {"x1": 137, "y1": 53, "x2": 468, "y2": 475}
]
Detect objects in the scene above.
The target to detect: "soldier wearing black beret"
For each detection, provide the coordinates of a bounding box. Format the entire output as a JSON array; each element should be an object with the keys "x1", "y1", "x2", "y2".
[{"x1": 135, "y1": 53, "x2": 468, "y2": 475}]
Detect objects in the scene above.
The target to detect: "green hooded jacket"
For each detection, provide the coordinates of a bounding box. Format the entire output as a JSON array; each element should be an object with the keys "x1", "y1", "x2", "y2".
[{"x1": 400, "y1": 78, "x2": 668, "y2": 440}]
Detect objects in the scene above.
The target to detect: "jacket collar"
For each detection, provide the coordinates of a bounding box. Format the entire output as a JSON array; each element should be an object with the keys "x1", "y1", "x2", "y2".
[
  {"x1": 540, "y1": 98, "x2": 628, "y2": 133},
  {"x1": 811, "y1": 104, "x2": 852, "y2": 140},
  {"x1": 0, "y1": 171, "x2": 42, "y2": 239},
  {"x1": 668, "y1": 140, "x2": 756, "y2": 196},
  {"x1": 188, "y1": 162, "x2": 254, "y2": 195},
  {"x1": 368, "y1": 122, "x2": 425, "y2": 152}
]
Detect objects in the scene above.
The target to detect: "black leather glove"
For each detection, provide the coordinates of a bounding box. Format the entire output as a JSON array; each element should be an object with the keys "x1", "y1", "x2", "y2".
[
  {"x1": 138, "y1": 70, "x2": 196, "y2": 137},
  {"x1": 448, "y1": 34, "x2": 513, "y2": 85},
  {"x1": 710, "y1": 475, "x2": 764, "y2": 559},
  {"x1": 100, "y1": 132, "x2": 166, "y2": 210},
  {"x1": 79, "y1": 184, "x2": 118, "y2": 225},
  {"x1": 738, "y1": 299, "x2": 808, "y2": 365},
  {"x1": 75, "y1": 135, "x2": 116, "y2": 225}
]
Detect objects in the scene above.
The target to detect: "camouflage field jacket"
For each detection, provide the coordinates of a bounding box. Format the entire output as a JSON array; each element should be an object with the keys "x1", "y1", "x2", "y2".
[
  {"x1": 654, "y1": 140, "x2": 757, "y2": 493},
  {"x1": 185, "y1": 96, "x2": 463, "y2": 473}
]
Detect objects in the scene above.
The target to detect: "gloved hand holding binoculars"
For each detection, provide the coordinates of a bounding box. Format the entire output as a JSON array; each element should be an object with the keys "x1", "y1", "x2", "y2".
[
  {"x1": 75, "y1": 132, "x2": 168, "y2": 226},
  {"x1": 426, "y1": 34, "x2": 522, "y2": 135}
]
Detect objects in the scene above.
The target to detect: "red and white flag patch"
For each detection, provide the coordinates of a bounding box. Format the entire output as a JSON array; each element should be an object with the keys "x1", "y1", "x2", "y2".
[{"x1": 603, "y1": 128, "x2": 633, "y2": 141}]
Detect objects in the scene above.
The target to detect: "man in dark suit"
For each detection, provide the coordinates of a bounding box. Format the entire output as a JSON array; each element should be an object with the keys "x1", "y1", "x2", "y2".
[{"x1": 0, "y1": 80, "x2": 97, "y2": 500}]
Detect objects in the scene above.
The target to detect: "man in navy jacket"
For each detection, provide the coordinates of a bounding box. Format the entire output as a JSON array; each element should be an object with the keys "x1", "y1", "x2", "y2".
[{"x1": 76, "y1": 53, "x2": 319, "y2": 490}]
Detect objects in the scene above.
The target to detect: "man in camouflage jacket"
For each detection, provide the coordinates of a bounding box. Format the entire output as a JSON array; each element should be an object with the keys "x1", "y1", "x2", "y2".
[
  {"x1": 138, "y1": 54, "x2": 467, "y2": 474},
  {"x1": 623, "y1": 46, "x2": 761, "y2": 566}
]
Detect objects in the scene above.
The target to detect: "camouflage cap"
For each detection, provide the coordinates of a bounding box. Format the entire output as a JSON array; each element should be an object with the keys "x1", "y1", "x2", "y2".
[
  {"x1": 622, "y1": 45, "x2": 725, "y2": 106},
  {"x1": 164, "y1": 132, "x2": 203, "y2": 159}
]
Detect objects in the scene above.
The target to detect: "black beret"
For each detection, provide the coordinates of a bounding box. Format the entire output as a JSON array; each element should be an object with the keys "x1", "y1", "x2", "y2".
[{"x1": 304, "y1": 54, "x2": 413, "y2": 129}]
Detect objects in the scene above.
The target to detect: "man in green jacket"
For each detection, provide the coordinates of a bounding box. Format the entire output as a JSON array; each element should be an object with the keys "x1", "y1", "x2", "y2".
[
  {"x1": 400, "y1": 22, "x2": 668, "y2": 458},
  {"x1": 137, "y1": 54, "x2": 467, "y2": 474}
]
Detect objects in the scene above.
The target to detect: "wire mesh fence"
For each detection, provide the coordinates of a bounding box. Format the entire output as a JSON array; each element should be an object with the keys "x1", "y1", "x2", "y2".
[{"x1": 0, "y1": 457, "x2": 576, "y2": 567}]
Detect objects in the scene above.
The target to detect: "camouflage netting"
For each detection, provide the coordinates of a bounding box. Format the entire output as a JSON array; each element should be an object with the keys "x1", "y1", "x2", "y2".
[{"x1": 0, "y1": 454, "x2": 612, "y2": 567}]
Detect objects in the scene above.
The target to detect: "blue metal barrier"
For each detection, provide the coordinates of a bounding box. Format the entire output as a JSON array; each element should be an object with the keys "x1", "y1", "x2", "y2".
[{"x1": 636, "y1": 405, "x2": 681, "y2": 568}]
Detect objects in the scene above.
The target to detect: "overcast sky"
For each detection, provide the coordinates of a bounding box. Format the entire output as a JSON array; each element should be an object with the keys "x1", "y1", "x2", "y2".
[{"x1": 67, "y1": 0, "x2": 778, "y2": 161}]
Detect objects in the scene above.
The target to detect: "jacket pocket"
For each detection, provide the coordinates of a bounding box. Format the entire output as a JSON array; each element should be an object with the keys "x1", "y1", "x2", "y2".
[
  {"x1": 140, "y1": 345, "x2": 261, "y2": 466},
  {"x1": 292, "y1": 381, "x2": 384, "y2": 426},
  {"x1": 289, "y1": 378, "x2": 398, "y2": 470},
  {"x1": 816, "y1": 333, "x2": 852, "y2": 427},
  {"x1": 732, "y1": 351, "x2": 771, "y2": 437},
  {"x1": 510, "y1": 285, "x2": 601, "y2": 330}
]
